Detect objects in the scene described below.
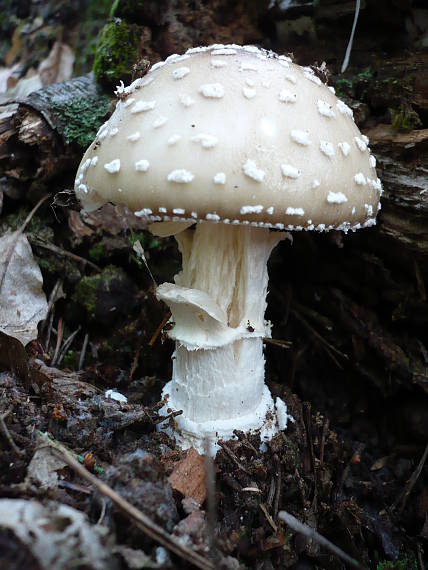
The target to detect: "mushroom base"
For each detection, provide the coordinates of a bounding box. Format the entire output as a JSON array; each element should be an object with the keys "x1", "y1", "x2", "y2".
[
  {"x1": 155, "y1": 222, "x2": 289, "y2": 455},
  {"x1": 158, "y1": 381, "x2": 288, "y2": 455}
]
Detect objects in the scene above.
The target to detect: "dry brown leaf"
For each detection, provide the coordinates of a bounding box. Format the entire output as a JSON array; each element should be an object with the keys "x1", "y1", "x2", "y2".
[
  {"x1": 26, "y1": 446, "x2": 68, "y2": 490},
  {"x1": 168, "y1": 447, "x2": 206, "y2": 504},
  {"x1": 370, "y1": 456, "x2": 390, "y2": 471},
  {"x1": 0, "y1": 499, "x2": 116, "y2": 570},
  {"x1": 0, "y1": 231, "x2": 48, "y2": 345},
  {"x1": 38, "y1": 41, "x2": 74, "y2": 87}
]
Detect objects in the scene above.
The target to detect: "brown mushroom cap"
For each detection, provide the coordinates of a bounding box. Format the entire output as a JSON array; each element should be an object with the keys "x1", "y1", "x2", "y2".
[{"x1": 75, "y1": 44, "x2": 381, "y2": 232}]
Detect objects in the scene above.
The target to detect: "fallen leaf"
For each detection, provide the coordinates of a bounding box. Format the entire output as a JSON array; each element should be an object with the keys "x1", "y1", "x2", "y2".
[
  {"x1": 26, "y1": 446, "x2": 68, "y2": 490},
  {"x1": 0, "y1": 331, "x2": 29, "y2": 382},
  {"x1": 38, "y1": 41, "x2": 74, "y2": 87},
  {"x1": 168, "y1": 447, "x2": 206, "y2": 505},
  {"x1": 0, "y1": 64, "x2": 19, "y2": 94},
  {"x1": 0, "y1": 72, "x2": 43, "y2": 103},
  {"x1": 370, "y1": 456, "x2": 390, "y2": 471},
  {"x1": 0, "y1": 231, "x2": 48, "y2": 345},
  {"x1": 0, "y1": 499, "x2": 116, "y2": 570}
]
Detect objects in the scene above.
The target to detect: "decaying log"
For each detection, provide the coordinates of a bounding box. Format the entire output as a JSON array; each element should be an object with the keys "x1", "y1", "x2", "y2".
[{"x1": 0, "y1": 74, "x2": 111, "y2": 199}]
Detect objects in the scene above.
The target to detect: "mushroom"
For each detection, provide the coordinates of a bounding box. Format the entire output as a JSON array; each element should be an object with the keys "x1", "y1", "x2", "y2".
[{"x1": 75, "y1": 44, "x2": 381, "y2": 453}]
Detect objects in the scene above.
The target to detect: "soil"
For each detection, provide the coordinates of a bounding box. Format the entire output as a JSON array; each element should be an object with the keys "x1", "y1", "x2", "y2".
[{"x1": 0, "y1": 1, "x2": 427, "y2": 569}]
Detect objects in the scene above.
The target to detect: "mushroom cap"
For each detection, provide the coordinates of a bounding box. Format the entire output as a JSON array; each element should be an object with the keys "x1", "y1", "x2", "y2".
[{"x1": 75, "y1": 44, "x2": 381, "y2": 232}]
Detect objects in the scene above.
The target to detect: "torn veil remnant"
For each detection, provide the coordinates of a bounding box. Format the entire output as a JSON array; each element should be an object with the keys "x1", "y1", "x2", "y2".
[{"x1": 74, "y1": 44, "x2": 381, "y2": 454}]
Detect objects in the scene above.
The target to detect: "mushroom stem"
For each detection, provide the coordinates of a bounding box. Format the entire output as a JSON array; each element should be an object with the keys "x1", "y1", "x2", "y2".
[{"x1": 156, "y1": 223, "x2": 286, "y2": 452}]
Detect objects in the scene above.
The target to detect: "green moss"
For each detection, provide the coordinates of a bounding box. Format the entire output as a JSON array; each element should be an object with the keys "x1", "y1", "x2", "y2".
[
  {"x1": 73, "y1": 265, "x2": 122, "y2": 319},
  {"x1": 63, "y1": 350, "x2": 78, "y2": 369},
  {"x1": 88, "y1": 242, "x2": 107, "y2": 262},
  {"x1": 390, "y1": 106, "x2": 422, "y2": 131},
  {"x1": 0, "y1": 210, "x2": 53, "y2": 242},
  {"x1": 335, "y1": 66, "x2": 374, "y2": 97},
  {"x1": 377, "y1": 557, "x2": 417, "y2": 570},
  {"x1": 128, "y1": 231, "x2": 161, "y2": 268},
  {"x1": 93, "y1": 18, "x2": 142, "y2": 87},
  {"x1": 50, "y1": 92, "x2": 111, "y2": 149},
  {"x1": 74, "y1": 273, "x2": 103, "y2": 319},
  {"x1": 73, "y1": 0, "x2": 112, "y2": 75}
]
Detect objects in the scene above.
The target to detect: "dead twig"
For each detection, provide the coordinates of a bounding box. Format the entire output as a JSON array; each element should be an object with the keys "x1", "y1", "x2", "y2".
[
  {"x1": 30, "y1": 235, "x2": 101, "y2": 272},
  {"x1": 204, "y1": 439, "x2": 220, "y2": 563},
  {"x1": 51, "y1": 317, "x2": 64, "y2": 366},
  {"x1": 319, "y1": 417, "x2": 330, "y2": 468},
  {"x1": 267, "y1": 477, "x2": 276, "y2": 508},
  {"x1": 45, "y1": 309, "x2": 55, "y2": 352},
  {"x1": 78, "y1": 332, "x2": 89, "y2": 370},
  {"x1": 96, "y1": 497, "x2": 107, "y2": 526},
  {"x1": 393, "y1": 443, "x2": 428, "y2": 515},
  {"x1": 279, "y1": 511, "x2": 368, "y2": 570},
  {"x1": 129, "y1": 340, "x2": 143, "y2": 379},
  {"x1": 291, "y1": 308, "x2": 347, "y2": 369},
  {"x1": 149, "y1": 311, "x2": 172, "y2": 347},
  {"x1": 153, "y1": 409, "x2": 183, "y2": 425},
  {"x1": 0, "y1": 194, "x2": 50, "y2": 293},
  {"x1": 232, "y1": 430, "x2": 259, "y2": 456},
  {"x1": 0, "y1": 410, "x2": 25, "y2": 456},
  {"x1": 44, "y1": 436, "x2": 214, "y2": 570},
  {"x1": 56, "y1": 326, "x2": 81, "y2": 366},
  {"x1": 41, "y1": 278, "x2": 62, "y2": 340},
  {"x1": 260, "y1": 503, "x2": 278, "y2": 533},
  {"x1": 303, "y1": 402, "x2": 316, "y2": 475},
  {"x1": 416, "y1": 542, "x2": 425, "y2": 570},
  {"x1": 217, "y1": 441, "x2": 252, "y2": 476},
  {"x1": 263, "y1": 337, "x2": 292, "y2": 349},
  {"x1": 273, "y1": 454, "x2": 281, "y2": 520},
  {"x1": 335, "y1": 443, "x2": 365, "y2": 503}
]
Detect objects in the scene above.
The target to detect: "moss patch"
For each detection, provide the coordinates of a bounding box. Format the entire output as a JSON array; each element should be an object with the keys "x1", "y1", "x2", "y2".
[
  {"x1": 73, "y1": 265, "x2": 137, "y2": 324},
  {"x1": 93, "y1": 18, "x2": 144, "y2": 88},
  {"x1": 50, "y1": 88, "x2": 111, "y2": 149}
]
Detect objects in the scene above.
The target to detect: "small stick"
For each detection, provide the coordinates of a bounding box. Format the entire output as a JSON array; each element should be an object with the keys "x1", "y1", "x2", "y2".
[
  {"x1": 45, "y1": 437, "x2": 214, "y2": 570},
  {"x1": 58, "y1": 480, "x2": 92, "y2": 495},
  {"x1": 232, "y1": 430, "x2": 259, "y2": 456},
  {"x1": 51, "y1": 317, "x2": 64, "y2": 366},
  {"x1": 148, "y1": 311, "x2": 172, "y2": 348},
  {"x1": 259, "y1": 503, "x2": 277, "y2": 533},
  {"x1": 204, "y1": 439, "x2": 219, "y2": 562},
  {"x1": 273, "y1": 454, "x2": 281, "y2": 520},
  {"x1": 303, "y1": 402, "x2": 316, "y2": 475},
  {"x1": 393, "y1": 443, "x2": 428, "y2": 515},
  {"x1": 78, "y1": 333, "x2": 89, "y2": 370},
  {"x1": 30, "y1": 236, "x2": 101, "y2": 272},
  {"x1": 41, "y1": 278, "x2": 62, "y2": 338},
  {"x1": 267, "y1": 477, "x2": 276, "y2": 508},
  {"x1": 319, "y1": 417, "x2": 330, "y2": 468},
  {"x1": 279, "y1": 511, "x2": 368, "y2": 570},
  {"x1": 0, "y1": 411, "x2": 25, "y2": 456},
  {"x1": 217, "y1": 441, "x2": 252, "y2": 476},
  {"x1": 263, "y1": 338, "x2": 292, "y2": 349},
  {"x1": 153, "y1": 410, "x2": 183, "y2": 425},
  {"x1": 129, "y1": 342, "x2": 143, "y2": 379},
  {"x1": 56, "y1": 326, "x2": 81, "y2": 366},
  {"x1": 416, "y1": 542, "x2": 425, "y2": 570},
  {"x1": 292, "y1": 308, "x2": 347, "y2": 369},
  {"x1": 45, "y1": 309, "x2": 55, "y2": 352},
  {"x1": 97, "y1": 498, "x2": 107, "y2": 526}
]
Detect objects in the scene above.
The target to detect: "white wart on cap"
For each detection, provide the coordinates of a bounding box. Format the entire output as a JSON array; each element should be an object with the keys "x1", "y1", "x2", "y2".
[{"x1": 75, "y1": 44, "x2": 381, "y2": 232}]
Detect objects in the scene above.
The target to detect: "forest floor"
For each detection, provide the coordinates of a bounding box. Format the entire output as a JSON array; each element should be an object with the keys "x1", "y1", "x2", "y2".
[{"x1": 0, "y1": 2, "x2": 427, "y2": 569}]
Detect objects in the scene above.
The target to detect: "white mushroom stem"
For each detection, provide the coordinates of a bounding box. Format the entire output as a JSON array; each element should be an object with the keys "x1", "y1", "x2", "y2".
[{"x1": 155, "y1": 223, "x2": 286, "y2": 451}]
